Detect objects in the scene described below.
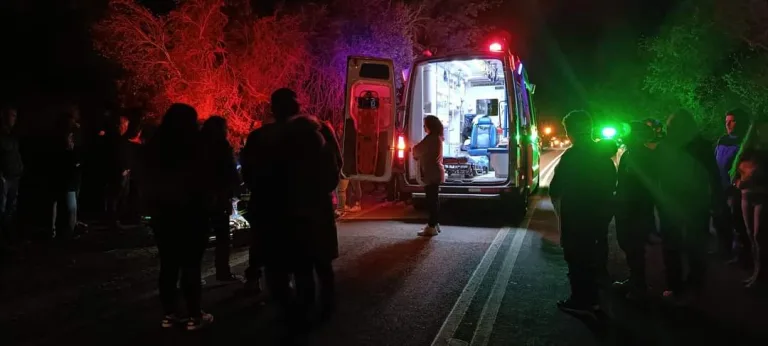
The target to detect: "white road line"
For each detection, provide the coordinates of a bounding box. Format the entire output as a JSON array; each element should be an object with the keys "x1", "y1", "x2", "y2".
[
  {"x1": 541, "y1": 158, "x2": 559, "y2": 186},
  {"x1": 469, "y1": 229, "x2": 527, "y2": 346},
  {"x1": 467, "y1": 199, "x2": 537, "y2": 346},
  {"x1": 432, "y1": 198, "x2": 540, "y2": 346},
  {"x1": 430, "y1": 227, "x2": 512, "y2": 346},
  {"x1": 540, "y1": 151, "x2": 566, "y2": 176}
]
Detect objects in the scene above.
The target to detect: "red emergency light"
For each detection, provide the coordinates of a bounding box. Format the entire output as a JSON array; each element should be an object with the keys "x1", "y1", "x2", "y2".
[
  {"x1": 489, "y1": 42, "x2": 503, "y2": 52},
  {"x1": 396, "y1": 135, "x2": 406, "y2": 159}
]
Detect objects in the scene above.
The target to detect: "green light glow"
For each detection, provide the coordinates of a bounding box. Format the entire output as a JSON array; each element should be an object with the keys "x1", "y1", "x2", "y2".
[{"x1": 601, "y1": 127, "x2": 617, "y2": 139}]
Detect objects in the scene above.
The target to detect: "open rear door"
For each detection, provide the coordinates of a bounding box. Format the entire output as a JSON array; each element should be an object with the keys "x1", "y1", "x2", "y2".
[{"x1": 341, "y1": 56, "x2": 397, "y2": 182}]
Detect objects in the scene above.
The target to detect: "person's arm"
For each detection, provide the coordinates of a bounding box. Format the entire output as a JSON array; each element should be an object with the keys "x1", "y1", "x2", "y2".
[{"x1": 413, "y1": 138, "x2": 426, "y2": 160}]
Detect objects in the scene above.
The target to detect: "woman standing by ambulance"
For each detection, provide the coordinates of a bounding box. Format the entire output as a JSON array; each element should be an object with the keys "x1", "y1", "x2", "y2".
[{"x1": 413, "y1": 115, "x2": 445, "y2": 237}]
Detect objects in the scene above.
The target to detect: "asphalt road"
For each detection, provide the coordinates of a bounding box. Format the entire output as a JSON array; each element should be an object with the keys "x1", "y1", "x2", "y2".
[{"x1": 5, "y1": 149, "x2": 768, "y2": 346}]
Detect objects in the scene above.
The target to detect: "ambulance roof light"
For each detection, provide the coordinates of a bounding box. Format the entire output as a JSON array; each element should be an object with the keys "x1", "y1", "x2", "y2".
[{"x1": 489, "y1": 42, "x2": 503, "y2": 52}]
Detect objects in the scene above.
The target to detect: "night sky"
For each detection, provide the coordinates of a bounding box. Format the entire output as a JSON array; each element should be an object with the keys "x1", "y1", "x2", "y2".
[{"x1": 0, "y1": 0, "x2": 677, "y2": 120}]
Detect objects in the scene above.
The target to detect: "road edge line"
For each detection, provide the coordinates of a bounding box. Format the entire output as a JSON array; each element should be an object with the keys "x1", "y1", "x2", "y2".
[
  {"x1": 430, "y1": 227, "x2": 511, "y2": 346},
  {"x1": 468, "y1": 229, "x2": 527, "y2": 346}
]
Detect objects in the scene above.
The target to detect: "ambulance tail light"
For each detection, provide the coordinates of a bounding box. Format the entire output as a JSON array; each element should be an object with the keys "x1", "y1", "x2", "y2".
[{"x1": 396, "y1": 134, "x2": 406, "y2": 160}]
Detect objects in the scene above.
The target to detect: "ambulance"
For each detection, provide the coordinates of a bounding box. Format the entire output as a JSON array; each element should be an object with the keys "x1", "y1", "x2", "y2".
[{"x1": 339, "y1": 38, "x2": 541, "y2": 215}]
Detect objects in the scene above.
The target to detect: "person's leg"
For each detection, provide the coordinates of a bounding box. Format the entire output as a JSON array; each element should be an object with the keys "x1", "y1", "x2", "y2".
[
  {"x1": 351, "y1": 180, "x2": 363, "y2": 208},
  {"x1": 418, "y1": 183, "x2": 440, "y2": 236},
  {"x1": 315, "y1": 259, "x2": 336, "y2": 312},
  {"x1": 684, "y1": 212, "x2": 712, "y2": 295},
  {"x1": 180, "y1": 238, "x2": 206, "y2": 318},
  {"x1": 714, "y1": 196, "x2": 734, "y2": 258},
  {"x1": 560, "y1": 240, "x2": 597, "y2": 313},
  {"x1": 732, "y1": 191, "x2": 751, "y2": 265},
  {"x1": 742, "y1": 193, "x2": 757, "y2": 283},
  {"x1": 293, "y1": 261, "x2": 316, "y2": 314},
  {"x1": 0, "y1": 178, "x2": 8, "y2": 245},
  {"x1": 264, "y1": 263, "x2": 294, "y2": 313},
  {"x1": 155, "y1": 232, "x2": 181, "y2": 319},
  {"x1": 615, "y1": 217, "x2": 649, "y2": 295},
  {"x1": 337, "y1": 179, "x2": 349, "y2": 211},
  {"x1": 753, "y1": 201, "x2": 767, "y2": 284},
  {"x1": 212, "y1": 210, "x2": 233, "y2": 279},
  {"x1": 243, "y1": 226, "x2": 263, "y2": 291},
  {"x1": 426, "y1": 184, "x2": 440, "y2": 227},
  {"x1": 4, "y1": 178, "x2": 19, "y2": 243},
  {"x1": 659, "y1": 214, "x2": 685, "y2": 295}
]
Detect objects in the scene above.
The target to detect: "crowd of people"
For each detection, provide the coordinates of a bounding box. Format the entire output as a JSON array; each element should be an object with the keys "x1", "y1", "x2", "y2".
[
  {"x1": 0, "y1": 89, "x2": 343, "y2": 345},
  {"x1": 5, "y1": 87, "x2": 766, "y2": 341},
  {"x1": 142, "y1": 89, "x2": 342, "y2": 342},
  {"x1": 550, "y1": 108, "x2": 766, "y2": 319}
]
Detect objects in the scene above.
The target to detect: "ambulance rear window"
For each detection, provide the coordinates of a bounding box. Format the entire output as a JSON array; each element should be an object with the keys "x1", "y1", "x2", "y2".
[{"x1": 360, "y1": 63, "x2": 390, "y2": 80}]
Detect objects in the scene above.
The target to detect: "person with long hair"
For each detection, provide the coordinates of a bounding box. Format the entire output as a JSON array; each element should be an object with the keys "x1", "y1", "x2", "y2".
[
  {"x1": 731, "y1": 119, "x2": 768, "y2": 288},
  {"x1": 144, "y1": 104, "x2": 212, "y2": 330},
  {"x1": 200, "y1": 115, "x2": 241, "y2": 282},
  {"x1": 414, "y1": 115, "x2": 445, "y2": 237},
  {"x1": 655, "y1": 110, "x2": 722, "y2": 305}
]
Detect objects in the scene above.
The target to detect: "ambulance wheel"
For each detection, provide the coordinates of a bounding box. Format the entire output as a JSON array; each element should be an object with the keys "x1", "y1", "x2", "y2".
[{"x1": 500, "y1": 189, "x2": 528, "y2": 222}]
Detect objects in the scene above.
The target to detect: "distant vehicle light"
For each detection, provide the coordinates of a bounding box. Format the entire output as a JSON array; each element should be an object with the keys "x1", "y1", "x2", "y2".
[
  {"x1": 489, "y1": 42, "x2": 503, "y2": 52},
  {"x1": 544, "y1": 127, "x2": 552, "y2": 135}
]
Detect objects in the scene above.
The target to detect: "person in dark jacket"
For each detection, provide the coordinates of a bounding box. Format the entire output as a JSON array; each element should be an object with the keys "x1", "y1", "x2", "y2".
[
  {"x1": 655, "y1": 110, "x2": 722, "y2": 305},
  {"x1": 613, "y1": 121, "x2": 658, "y2": 299},
  {"x1": 51, "y1": 110, "x2": 81, "y2": 240},
  {"x1": 594, "y1": 137, "x2": 619, "y2": 282},
  {"x1": 106, "y1": 115, "x2": 131, "y2": 228},
  {"x1": 550, "y1": 110, "x2": 617, "y2": 318},
  {"x1": 200, "y1": 116, "x2": 242, "y2": 282},
  {"x1": 241, "y1": 88, "x2": 339, "y2": 341},
  {"x1": 414, "y1": 115, "x2": 445, "y2": 237},
  {"x1": 0, "y1": 107, "x2": 23, "y2": 245},
  {"x1": 714, "y1": 109, "x2": 750, "y2": 263},
  {"x1": 315, "y1": 119, "x2": 342, "y2": 319},
  {"x1": 144, "y1": 103, "x2": 212, "y2": 330}
]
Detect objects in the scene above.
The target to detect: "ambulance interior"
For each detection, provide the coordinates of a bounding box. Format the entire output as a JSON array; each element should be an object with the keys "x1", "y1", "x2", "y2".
[{"x1": 408, "y1": 58, "x2": 512, "y2": 184}]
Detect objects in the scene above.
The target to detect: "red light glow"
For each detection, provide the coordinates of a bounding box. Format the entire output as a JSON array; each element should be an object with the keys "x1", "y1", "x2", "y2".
[
  {"x1": 489, "y1": 43, "x2": 503, "y2": 52},
  {"x1": 397, "y1": 135, "x2": 406, "y2": 159}
]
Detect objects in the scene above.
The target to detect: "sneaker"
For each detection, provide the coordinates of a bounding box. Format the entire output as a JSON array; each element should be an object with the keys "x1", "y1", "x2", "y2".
[
  {"x1": 186, "y1": 311, "x2": 214, "y2": 331},
  {"x1": 349, "y1": 204, "x2": 362, "y2": 213},
  {"x1": 417, "y1": 226, "x2": 438, "y2": 237},
  {"x1": 436, "y1": 224, "x2": 442, "y2": 233},
  {"x1": 161, "y1": 314, "x2": 181, "y2": 328},
  {"x1": 556, "y1": 299, "x2": 597, "y2": 319}
]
